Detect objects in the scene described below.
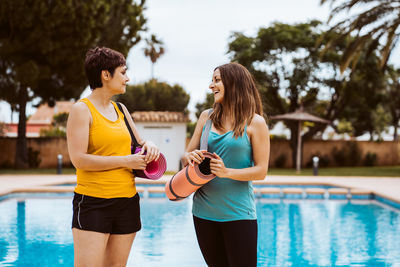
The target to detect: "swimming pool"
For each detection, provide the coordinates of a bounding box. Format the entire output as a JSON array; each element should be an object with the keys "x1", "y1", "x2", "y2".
[{"x1": 0, "y1": 193, "x2": 399, "y2": 266}]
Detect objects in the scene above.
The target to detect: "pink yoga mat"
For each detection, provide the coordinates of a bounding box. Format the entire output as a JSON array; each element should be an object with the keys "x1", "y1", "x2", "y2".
[
  {"x1": 165, "y1": 151, "x2": 216, "y2": 201},
  {"x1": 133, "y1": 147, "x2": 166, "y2": 180}
]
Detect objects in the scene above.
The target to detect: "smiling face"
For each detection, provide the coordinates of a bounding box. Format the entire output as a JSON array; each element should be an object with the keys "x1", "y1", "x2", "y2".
[
  {"x1": 209, "y1": 68, "x2": 225, "y2": 104},
  {"x1": 103, "y1": 66, "x2": 129, "y2": 94}
]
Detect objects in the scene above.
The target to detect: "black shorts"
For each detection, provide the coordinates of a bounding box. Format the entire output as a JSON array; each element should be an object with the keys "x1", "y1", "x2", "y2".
[{"x1": 72, "y1": 192, "x2": 141, "y2": 234}]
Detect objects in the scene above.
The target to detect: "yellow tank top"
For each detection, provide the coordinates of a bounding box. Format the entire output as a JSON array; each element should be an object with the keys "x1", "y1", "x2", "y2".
[{"x1": 74, "y1": 98, "x2": 136, "y2": 198}]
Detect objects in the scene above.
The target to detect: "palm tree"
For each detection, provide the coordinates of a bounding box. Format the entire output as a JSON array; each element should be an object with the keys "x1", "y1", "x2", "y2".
[
  {"x1": 143, "y1": 34, "x2": 165, "y2": 78},
  {"x1": 385, "y1": 66, "x2": 400, "y2": 141},
  {"x1": 320, "y1": 0, "x2": 400, "y2": 72}
]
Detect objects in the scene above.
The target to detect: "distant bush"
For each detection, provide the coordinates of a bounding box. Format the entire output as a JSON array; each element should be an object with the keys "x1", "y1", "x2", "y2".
[
  {"x1": 0, "y1": 159, "x2": 13, "y2": 168},
  {"x1": 270, "y1": 134, "x2": 288, "y2": 140},
  {"x1": 363, "y1": 152, "x2": 378, "y2": 166},
  {"x1": 28, "y1": 147, "x2": 41, "y2": 168},
  {"x1": 274, "y1": 153, "x2": 287, "y2": 168},
  {"x1": 332, "y1": 142, "x2": 362, "y2": 166},
  {"x1": 186, "y1": 122, "x2": 196, "y2": 138},
  {"x1": 40, "y1": 127, "x2": 66, "y2": 137}
]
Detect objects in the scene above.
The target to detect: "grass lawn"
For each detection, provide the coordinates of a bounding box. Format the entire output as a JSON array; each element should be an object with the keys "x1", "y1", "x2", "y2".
[{"x1": 0, "y1": 166, "x2": 399, "y2": 177}]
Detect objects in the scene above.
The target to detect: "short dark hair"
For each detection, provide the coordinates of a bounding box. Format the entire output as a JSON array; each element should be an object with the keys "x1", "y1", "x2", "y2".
[{"x1": 84, "y1": 47, "x2": 126, "y2": 90}]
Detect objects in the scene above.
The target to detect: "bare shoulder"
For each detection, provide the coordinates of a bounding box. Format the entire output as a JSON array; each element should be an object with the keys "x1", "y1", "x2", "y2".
[
  {"x1": 250, "y1": 114, "x2": 268, "y2": 128},
  {"x1": 247, "y1": 114, "x2": 269, "y2": 136},
  {"x1": 70, "y1": 101, "x2": 90, "y2": 115},
  {"x1": 198, "y1": 109, "x2": 212, "y2": 125}
]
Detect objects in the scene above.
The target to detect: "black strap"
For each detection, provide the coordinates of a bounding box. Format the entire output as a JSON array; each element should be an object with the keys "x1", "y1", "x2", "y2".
[{"x1": 116, "y1": 102, "x2": 140, "y2": 148}]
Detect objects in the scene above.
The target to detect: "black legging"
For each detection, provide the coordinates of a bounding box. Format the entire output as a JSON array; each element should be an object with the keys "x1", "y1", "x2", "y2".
[{"x1": 193, "y1": 216, "x2": 258, "y2": 267}]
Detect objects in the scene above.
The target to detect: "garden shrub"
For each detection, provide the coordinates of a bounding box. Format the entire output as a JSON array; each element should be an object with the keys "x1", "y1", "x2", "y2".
[
  {"x1": 332, "y1": 142, "x2": 362, "y2": 166},
  {"x1": 274, "y1": 153, "x2": 287, "y2": 168},
  {"x1": 28, "y1": 147, "x2": 41, "y2": 168},
  {"x1": 363, "y1": 152, "x2": 378, "y2": 166}
]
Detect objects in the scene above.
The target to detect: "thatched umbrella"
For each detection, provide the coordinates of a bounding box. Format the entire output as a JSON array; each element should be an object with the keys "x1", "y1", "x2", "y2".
[{"x1": 270, "y1": 108, "x2": 329, "y2": 172}]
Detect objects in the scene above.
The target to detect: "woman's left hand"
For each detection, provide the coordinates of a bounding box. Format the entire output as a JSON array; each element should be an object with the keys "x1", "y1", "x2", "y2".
[
  {"x1": 210, "y1": 153, "x2": 229, "y2": 177},
  {"x1": 139, "y1": 141, "x2": 160, "y2": 163}
]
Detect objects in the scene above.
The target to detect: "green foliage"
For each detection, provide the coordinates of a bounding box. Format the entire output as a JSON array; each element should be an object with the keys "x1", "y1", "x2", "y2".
[
  {"x1": 116, "y1": 79, "x2": 190, "y2": 113},
  {"x1": 371, "y1": 105, "x2": 391, "y2": 141},
  {"x1": 0, "y1": 0, "x2": 148, "y2": 168},
  {"x1": 270, "y1": 134, "x2": 288, "y2": 140},
  {"x1": 332, "y1": 142, "x2": 362, "y2": 167},
  {"x1": 321, "y1": 0, "x2": 400, "y2": 71},
  {"x1": 228, "y1": 21, "x2": 330, "y2": 167},
  {"x1": 384, "y1": 66, "x2": 400, "y2": 141},
  {"x1": 40, "y1": 112, "x2": 69, "y2": 137},
  {"x1": 40, "y1": 127, "x2": 66, "y2": 137},
  {"x1": 143, "y1": 34, "x2": 165, "y2": 78},
  {"x1": 186, "y1": 122, "x2": 196, "y2": 138},
  {"x1": 336, "y1": 119, "x2": 354, "y2": 135},
  {"x1": 227, "y1": 20, "x2": 390, "y2": 167},
  {"x1": 0, "y1": 0, "x2": 147, "y2": 103},
  {"x1": 195, "y1": 93, "x2": 214, "y2": 119},
  {"x1": 53, "y1": 112, "x2": 69, "y2": 127}
]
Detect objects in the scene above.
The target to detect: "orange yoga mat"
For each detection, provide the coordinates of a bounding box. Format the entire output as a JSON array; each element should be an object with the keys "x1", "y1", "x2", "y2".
[{"x1": 165, "y1": 151, "x2": 216, "y2": 201}]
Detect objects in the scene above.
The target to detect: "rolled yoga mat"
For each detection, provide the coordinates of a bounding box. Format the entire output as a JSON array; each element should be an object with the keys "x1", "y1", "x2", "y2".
[
  {"x1": 165, "y1": 151, "x2": 216, "y2": 201},
  {"x1": 133, "y1": 147, "x2": 166, "y2": 180}
]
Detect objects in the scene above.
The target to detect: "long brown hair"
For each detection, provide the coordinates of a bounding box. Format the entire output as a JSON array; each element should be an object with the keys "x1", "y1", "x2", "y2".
[{"x1": 210, "y1": 62, "x2": 263, "y2": 138}]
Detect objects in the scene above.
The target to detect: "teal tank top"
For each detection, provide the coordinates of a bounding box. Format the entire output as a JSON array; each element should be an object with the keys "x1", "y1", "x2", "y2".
[{"x1": 192, "y1": 124, "x2": 256, "y2": 222}]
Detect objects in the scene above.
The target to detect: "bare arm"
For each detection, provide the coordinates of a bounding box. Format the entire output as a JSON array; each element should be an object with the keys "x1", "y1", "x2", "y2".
[
  {"x1": 66, "y1": 102, "x2": 146, "y2": 171},
  {"x1": 210, "y1": 114, "x2": 270, "y2": 181},
  {"x1": 181, "y1": 109, "x2": 210, "y2": 166}
]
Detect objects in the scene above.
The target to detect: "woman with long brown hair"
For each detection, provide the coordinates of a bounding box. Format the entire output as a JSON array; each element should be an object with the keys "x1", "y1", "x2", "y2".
[{"x1": 183, "y1": 62, "x2": 270, "y2": 266}]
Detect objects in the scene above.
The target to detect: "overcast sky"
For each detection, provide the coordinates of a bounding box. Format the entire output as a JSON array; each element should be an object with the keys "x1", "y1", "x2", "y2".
[
  {"x1": 127, "y1": 0, "x2": 332, "y2": 117},
  {"x1": 1, "y1": 0, "x2": 398, "y2": 126}
]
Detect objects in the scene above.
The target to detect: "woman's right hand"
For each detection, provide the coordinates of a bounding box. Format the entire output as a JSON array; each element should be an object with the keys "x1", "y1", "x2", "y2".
[
  {"x1": 183, "y1": 150, "x2": 205, "y2": 166},
  {"x1": 123, "y1": 154, "x2": 147, "y2": 170}
]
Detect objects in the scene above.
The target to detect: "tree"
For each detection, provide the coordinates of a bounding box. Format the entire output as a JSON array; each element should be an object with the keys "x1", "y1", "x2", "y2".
[
  {"x1": 384, "y1": 66, "x2": 400, "y2": 141},
  {"x1": 143, "y1": 34, "x2": 165, "y2": 78},
  {"x1": 195, "y1": 93, "x2": 214, "y2": 119},
  {"x1": 40, "y1": 112, "x2": 69, "y2": 137},
  {"x1": 0, "y1": 0, "x2": 147, "y2": 168},
  {"x1": 116, "y1": 79, "x2": 190, "y2": 113},
  {"x1": 227, "y1": 21, "x2": 386, "y2": 167},
  {"x1": 320, "y1": 0, "x2": 400, "y2": 72}
]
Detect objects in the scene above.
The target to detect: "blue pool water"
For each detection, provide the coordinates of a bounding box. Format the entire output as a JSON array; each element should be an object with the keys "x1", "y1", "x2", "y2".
[{"x1": 0, "y1": 194, "x2": 399, "y2": 266}]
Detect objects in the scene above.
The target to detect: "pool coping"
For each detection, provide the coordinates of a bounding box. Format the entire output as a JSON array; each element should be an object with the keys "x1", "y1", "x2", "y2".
[{"x1": 0, "y1": 174, "x2": 399, "y2": 207}]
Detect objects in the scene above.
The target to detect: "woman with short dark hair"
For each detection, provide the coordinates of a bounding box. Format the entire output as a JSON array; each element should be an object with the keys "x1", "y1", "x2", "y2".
[
  {"x1": 67, "y1": 47, "x2": 160, "y2": 267},
  {"x1": 183, "y1": 62, "x2": 270, "y2": 267}
]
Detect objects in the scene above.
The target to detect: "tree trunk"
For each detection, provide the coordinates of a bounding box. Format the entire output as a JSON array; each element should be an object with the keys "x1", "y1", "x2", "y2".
[
  {"x1": 393, "y1": 118, "x2": 399, "y2": 142},
  {"x1": 289, "y1": 123, "x2": 298, "y2": 169},
  {"x1": 15, "y1": 87, "x2": 28, "y2": 169}
]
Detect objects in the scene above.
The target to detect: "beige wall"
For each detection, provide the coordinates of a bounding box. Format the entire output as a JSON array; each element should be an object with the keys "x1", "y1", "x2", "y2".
[
  {"x1": 0, "y1": 137, "x2": 70, "y2": 168},
  {"x1": 273, "y1": 140, "x2": 400, "y2": 168},
  {"x1": 1, "y1": 137, "x2": 399, "y2": 168}
]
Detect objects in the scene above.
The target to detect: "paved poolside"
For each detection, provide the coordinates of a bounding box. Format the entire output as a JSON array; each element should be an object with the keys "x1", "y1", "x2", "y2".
[{"x1": 0, "y1": 174, "x2": 399, "y2": 205}]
